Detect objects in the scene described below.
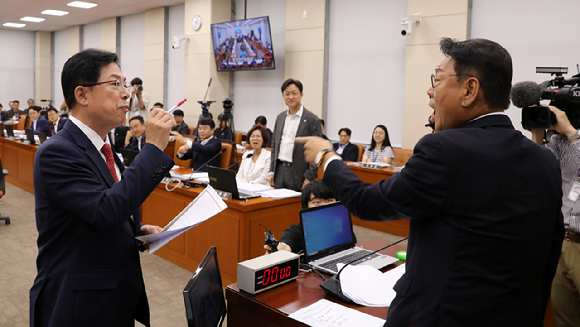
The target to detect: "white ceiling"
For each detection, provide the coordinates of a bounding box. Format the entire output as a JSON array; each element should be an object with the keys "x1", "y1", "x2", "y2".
[{"x1": 0, "y1": 0, "x2": 185, "y2": 32}]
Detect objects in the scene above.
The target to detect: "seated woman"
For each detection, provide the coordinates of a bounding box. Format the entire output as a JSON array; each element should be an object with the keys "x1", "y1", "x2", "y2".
[
  {"x1": 236, "y1": 125, "x2": 271, "y2": 185},
  {"x1": 362, "y1": 124, "x2": 394, "y2": 164},
  {"x1": 264, "y1": 180, "x2": 356, "y2": 254}
]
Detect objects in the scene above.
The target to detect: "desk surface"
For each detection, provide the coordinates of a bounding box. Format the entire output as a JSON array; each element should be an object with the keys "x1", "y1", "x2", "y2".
[{"x1": 226, "y1": 240, "x2": 406, "y2": 327}]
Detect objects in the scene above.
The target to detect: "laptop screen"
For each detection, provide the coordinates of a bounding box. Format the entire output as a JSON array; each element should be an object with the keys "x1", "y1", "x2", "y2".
[{"x1": 300, "y1": 202, "x2": 354, "y2": 256}]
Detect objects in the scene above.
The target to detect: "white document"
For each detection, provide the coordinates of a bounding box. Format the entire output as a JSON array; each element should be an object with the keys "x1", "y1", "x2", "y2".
[
  {"x1": 237, "y1": 181, "x2": 274, "y2": 193},
  {"x1": 288, "y1": 299, "x2": 385, "y2": 327},
  {"x1": 257, "y1": 188, "x2": 301, "y2": 200},
  {"x1": 339, "y1": 263, "x2": 405, "y2": 307},
  {"x1": 169, "y1": 170, "x2": 208, "y2": 181},
  {"x1": 135, "y1": 186, "x2": 227, "y2": 254}
]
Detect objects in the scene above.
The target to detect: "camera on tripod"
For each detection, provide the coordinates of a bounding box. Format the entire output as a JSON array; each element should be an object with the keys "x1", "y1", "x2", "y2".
[{"x1": 511, "y1": 66, "x2": 580, "y2": 130}]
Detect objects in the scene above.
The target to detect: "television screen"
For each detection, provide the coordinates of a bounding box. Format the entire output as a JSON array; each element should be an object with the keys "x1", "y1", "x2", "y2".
[{"x1": 211, "y1": 16, "x2": 275, "y2": 72}]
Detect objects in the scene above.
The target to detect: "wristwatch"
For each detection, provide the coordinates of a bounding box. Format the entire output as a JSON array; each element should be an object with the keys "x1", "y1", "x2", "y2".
[
  {"x1": 568, "y1": 130, "x2": 580, "y2": 142},
  {"x1": 315, "y1": 148, "x2": 334, "y2": 167}
]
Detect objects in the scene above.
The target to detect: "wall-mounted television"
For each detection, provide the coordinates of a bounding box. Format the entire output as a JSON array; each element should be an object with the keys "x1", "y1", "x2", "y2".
[{"x1": 211, "y1": 16, "x2": 275, "y2": 72}]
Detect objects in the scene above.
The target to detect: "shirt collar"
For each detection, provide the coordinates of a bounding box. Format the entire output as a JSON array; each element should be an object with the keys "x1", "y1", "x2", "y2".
[
  {"x1": 467, "y1": 111, "x2": 507, "y2": 124},
  {"x1": 286, "y1": 105, "x2": 304, "y2": 117},
  {"x1": 200, "y1": 135, "x2": 214, "y2": 145},
  {"x1": 68, "y1": 115, "x2": 110, "y2": 151}
]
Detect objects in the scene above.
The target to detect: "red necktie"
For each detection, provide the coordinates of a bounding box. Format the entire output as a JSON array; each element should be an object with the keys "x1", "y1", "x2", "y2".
[{"x1": 101, "y1": 143, "x2": 119, "y2": 183}]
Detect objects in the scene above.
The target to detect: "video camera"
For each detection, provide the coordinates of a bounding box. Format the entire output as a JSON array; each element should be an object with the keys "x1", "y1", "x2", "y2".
[{"x1": 511, "y1": 66, "x2": 580, "y2": 130}]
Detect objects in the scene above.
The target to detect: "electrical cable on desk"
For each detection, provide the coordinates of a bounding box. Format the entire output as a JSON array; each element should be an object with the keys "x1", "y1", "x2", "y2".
[
  {"x1": 164, "y1": 178, "x2": 183, "y2": 192},
  {"x1": 300, "y1": 263, "x2": 327, "y2": 282}
]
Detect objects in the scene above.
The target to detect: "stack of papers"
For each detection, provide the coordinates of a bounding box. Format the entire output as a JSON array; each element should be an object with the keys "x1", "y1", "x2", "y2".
[
  {"x1": 288, "y1": 299, "x2": 385, "y2": 327},
  {"x1": 169, "y1": 169, "x2": 208, "y2": 182},
  {"x1": 237, "y1": 181, "x2": 273, "y2": 193},
  {"x1": 135, "y1": 186, "x2": 227, "y2": 253},
  {"x1": 339, "y1": 263, "x2": 405, "y2": 307},
  {"x1": 256, "y1": 188, "x2": 301, "y2": 200}
]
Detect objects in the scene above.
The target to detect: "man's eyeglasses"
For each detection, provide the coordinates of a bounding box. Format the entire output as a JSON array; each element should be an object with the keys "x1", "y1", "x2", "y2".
[
  {"x1": 83, "y1": 79, "x2": 128, "y2": 92},
  {"x1": 430, "y1": 74, "x2": 472, "y2": 88}
]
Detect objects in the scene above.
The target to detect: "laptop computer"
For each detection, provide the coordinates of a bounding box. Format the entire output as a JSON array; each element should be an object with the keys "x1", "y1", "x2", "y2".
[
  {"x1": 5, "y1": 125, "x2": 15, "y2": 138},
  {"x1": 120, "y1": 148, "x2": 139, "y2": 166},
  {"x1": 207, "y1": 166, "x2": 260, "y2": 200},
  {"x1": 24, "y1": 128, "x2": 37, "y2": 145},
  {"x1": 300, "y1": 202, "x2": 398, "y2": 275},
  {"x1": 37, "y1": 131, "x2": 47, "y2": 144}
]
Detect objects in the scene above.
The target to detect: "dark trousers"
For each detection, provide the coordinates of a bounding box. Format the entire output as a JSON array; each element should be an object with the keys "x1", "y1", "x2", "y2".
[{"x1": 274, "y1": 161, "x2": 300, "y2": 192}]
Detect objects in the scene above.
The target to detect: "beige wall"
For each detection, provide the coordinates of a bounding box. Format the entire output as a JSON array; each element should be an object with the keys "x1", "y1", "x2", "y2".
[
  {"x1": 144, "y1": 8, "x2": 166, "y2": 106},
  {"x1": 183, "y1": 0, "x2": 230, "y2": 125},
  {"x1": 284, "y1": 0, "x2": 326, "y2": 117},
  {"x1": 67, "y1": 26, "x2": 81, "y2": 58},
  {"x1": 100, "y1": 18, "x2": 117, "y2": 54},
  {"x1": 401, "y1": 0, "x2": 469, "y2": 148},
  {"x1": 35, "y1": 32, "x2": 52, "y2": 103}
]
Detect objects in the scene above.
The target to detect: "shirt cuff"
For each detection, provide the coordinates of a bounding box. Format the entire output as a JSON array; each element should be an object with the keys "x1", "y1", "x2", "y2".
[
  {"x1": 186, "y1": 139, "x2": 192, "y2": 149},
  {"x1": 323, "y1": 155, "x2": 342, "y2": 172}
]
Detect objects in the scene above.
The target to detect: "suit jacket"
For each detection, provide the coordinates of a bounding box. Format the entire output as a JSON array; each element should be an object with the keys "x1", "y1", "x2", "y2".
[
  {"x1": 51, "y1": 117, "x2": 67, "y2": 134},
  {"x1": 323, "y1": 115, "x2": 564, "y2": 327},
  {"x1": 181, "y1": 137, "x2": 222, "y2": 172},
  {"x1": 333, "y1": 142, "x2": 359, "y2": 161},
  {"x1": 112, "y1": 125, "x2": 130, "y2": 153},
  {"x1": 172, "y1": 121, "x2": 190, "y2": 135},
  {"x1": 33, "y1": 115, "x2": 54, "y2": 136},
  {"x1": 125, "y1": 133, "x2": 146, "y2": 152},
  {"x1": 29, "y1": 121, "x2": 173, "y2": 327},
  {"x1": 269, "y1": 107, "x2": 322, "y2": 186}
]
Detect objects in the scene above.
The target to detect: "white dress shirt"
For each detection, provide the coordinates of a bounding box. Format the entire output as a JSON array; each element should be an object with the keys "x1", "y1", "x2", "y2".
[
  {"x1": 278, "y1": 106, "x2": 303, "y2": 163},
  {"x1": 236, "y1": 149, "x2": 271, "y2": 185}
]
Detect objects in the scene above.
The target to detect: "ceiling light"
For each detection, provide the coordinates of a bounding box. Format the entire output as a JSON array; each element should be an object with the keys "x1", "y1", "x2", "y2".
[
  {"x1": 21, "y1": 17, "x2": 46, "y2": 23},
  {"x1": 3, "y1": 22, "x2": 26, "y2": 28},
  {"x1": 67, "y1": 1, "x2": 98, "y2": 9},
  {"x1": 41, "y1": 10, "x2": 69, "y2": 16}
]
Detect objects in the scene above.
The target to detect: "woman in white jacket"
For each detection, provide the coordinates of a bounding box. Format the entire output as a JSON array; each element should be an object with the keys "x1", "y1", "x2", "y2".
[{"x1": 236, "y1": 125, "x2": 271, "y2": 185}]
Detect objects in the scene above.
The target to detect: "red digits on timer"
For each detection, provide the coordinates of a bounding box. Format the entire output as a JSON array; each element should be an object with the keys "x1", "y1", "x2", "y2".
[{"x1": 262, "y1": 266, "x2": 292, "y2": 286}]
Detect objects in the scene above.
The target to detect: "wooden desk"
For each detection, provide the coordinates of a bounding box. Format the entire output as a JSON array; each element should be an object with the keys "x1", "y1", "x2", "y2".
[
  {"x1": 226, "y1": 240, "x2": 405, "y2": 327},
  {"x1": 348, "y1": 165, "x2": 410, "y2": 237},
  {"x1": 0, "y1": 136, "x2": 37, "y2": 194},
  {"x1": 141, "y1": 176, "x2": 302, "y2": 286}
]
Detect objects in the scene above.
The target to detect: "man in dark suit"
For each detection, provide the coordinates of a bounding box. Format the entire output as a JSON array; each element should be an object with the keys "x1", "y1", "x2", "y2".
[
  {"x1": 47, "y1": 108, "x2": 66, "y2": 135},
  {"x1": 332, "y1": 127, "x2": 359, "y2": 161},
  {"x1": 297, "y1": 38, "x2": 564, "y2": 327},
  {"x1": 110, "y1": 124, "x2": 130, "y2": 153},
  {"x1": 171, "y1": 109, "x2": 189, "y2": 135},
  {"x1": 28, "y1": 106, "x2": 53, "y2": 136},
  {"x1": 124, "y1": 116, "x2": 146, "y2": 151},
  {"x1": 29, "y1": 49, "x2": 175, "y2": 327},
  {"x1": 268, "y1": 78, "x2": 322, "y2": 191},
  {"x1": 176, "y1": 118, "x2": 221, "y2": 172}
]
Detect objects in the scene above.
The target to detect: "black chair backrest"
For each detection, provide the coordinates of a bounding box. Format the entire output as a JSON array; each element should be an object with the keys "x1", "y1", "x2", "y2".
[{"x1": 0, "y1": 158, "x2": 5, "y2": 195}]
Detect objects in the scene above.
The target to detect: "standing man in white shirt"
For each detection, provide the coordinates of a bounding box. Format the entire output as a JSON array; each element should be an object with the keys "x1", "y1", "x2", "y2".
[
  {"x1": 126, "y1": 77, "x2": 150, "y2": 123},
  {"x1": 268, "y1": 78, "x2": 322, "y2": 191}
]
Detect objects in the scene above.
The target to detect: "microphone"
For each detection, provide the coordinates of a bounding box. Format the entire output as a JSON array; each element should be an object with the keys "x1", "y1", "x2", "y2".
[
  {"x1": 192, "y1": 148, "x2": 226, "y2": 173},
  {"x1": 226, "y1": 153, "x2": 252, "y2": 170},
  {"x1": 319, "y1": 237, "x2": 409, "y2": 304},
  {"x1": 510, "y1": 81, "x2": 542, "y2": 108}
]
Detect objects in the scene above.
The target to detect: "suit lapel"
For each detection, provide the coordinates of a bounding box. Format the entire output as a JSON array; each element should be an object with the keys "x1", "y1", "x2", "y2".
[{"x1": 294, "y1": 107, "x2": 307, "y2": 137}]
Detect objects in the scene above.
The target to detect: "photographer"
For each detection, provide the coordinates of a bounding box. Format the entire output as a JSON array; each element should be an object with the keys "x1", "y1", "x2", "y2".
[
  {"x1": 126, "y1": 77, "x2": 150, "y2": 123},
  {"x1": 532, "y1": 106, "x2": 580, "y2": 327}
]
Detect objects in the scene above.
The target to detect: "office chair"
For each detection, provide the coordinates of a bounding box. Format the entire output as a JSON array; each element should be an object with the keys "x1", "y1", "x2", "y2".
[
  {"x1": 183, "y1": 246, "x2": 226, "y2": 327},
  {"x1": 0, "y1": 158, "x2": 10, "y2": 225}
]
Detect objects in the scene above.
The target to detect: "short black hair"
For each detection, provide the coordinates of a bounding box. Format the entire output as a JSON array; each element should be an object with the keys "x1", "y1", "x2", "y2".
[
  {"x1": 47, "y1": 108, "x2": 58, "y2": 114},
  {"x1": 13, "y1": 100, "x2": 19, "y2": 104},
  {"x1": 28, "y1": 98, "x2": 34, "y2": 102},
  {"x1": 247, "y1": 125, "x2": 269, "y2": 148},
  {"x1": 281, "y1": 78, "x2": 303, "y2": 94},
  {"x1": 30, "y1": 106, "x2": 41, "y2": 113},
  {"x1": 320, "y1": 119, "x2": 325, "y2": 127},
  {"x1": 173, "y1": 109, "x2": 184, "y2": 117},
  {"x1": 198, "y1": 118, "x2": 215, "y2": 129},
  {"x1": 440, "y1": 37, "x2": 512, "y2": 109},
  {"x1": 338, "y1": 128, "x2": 351, "y2": 136},
  {"x1": 153, "y1": 102, "x2": 163, "y2": 108},
  {"x1": 255, "y1": 115, "x2": 267, "y2": 125},
  {"x1": 217, "y1": 113, "x2": 229, "y2": 121},
  {"x1": 129, "y1": 116, "x2": 144, "y2": 125},
  {"x1": 131, "y1": 77, "x2": 143, "y2": 86},
  {"x1": 62, "y1": 49, "x2": 118, "y2": 110},
  {"x1": 301, "y1": 180, "x2": 336, "y2": 209}
]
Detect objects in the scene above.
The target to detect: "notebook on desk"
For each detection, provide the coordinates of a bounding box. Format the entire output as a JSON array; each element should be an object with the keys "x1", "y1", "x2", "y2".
[
  {"x1": 300, "y1": 202, "x2": 398, "y2": 275},
  {"x1": 207, "y1": 166, "x2": 260, "y2": 200}
]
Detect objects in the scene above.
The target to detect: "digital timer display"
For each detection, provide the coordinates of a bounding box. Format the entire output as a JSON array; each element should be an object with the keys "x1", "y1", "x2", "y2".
[{"x1": 254, "y1": 256, "x2": 299, "y2": 292}]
